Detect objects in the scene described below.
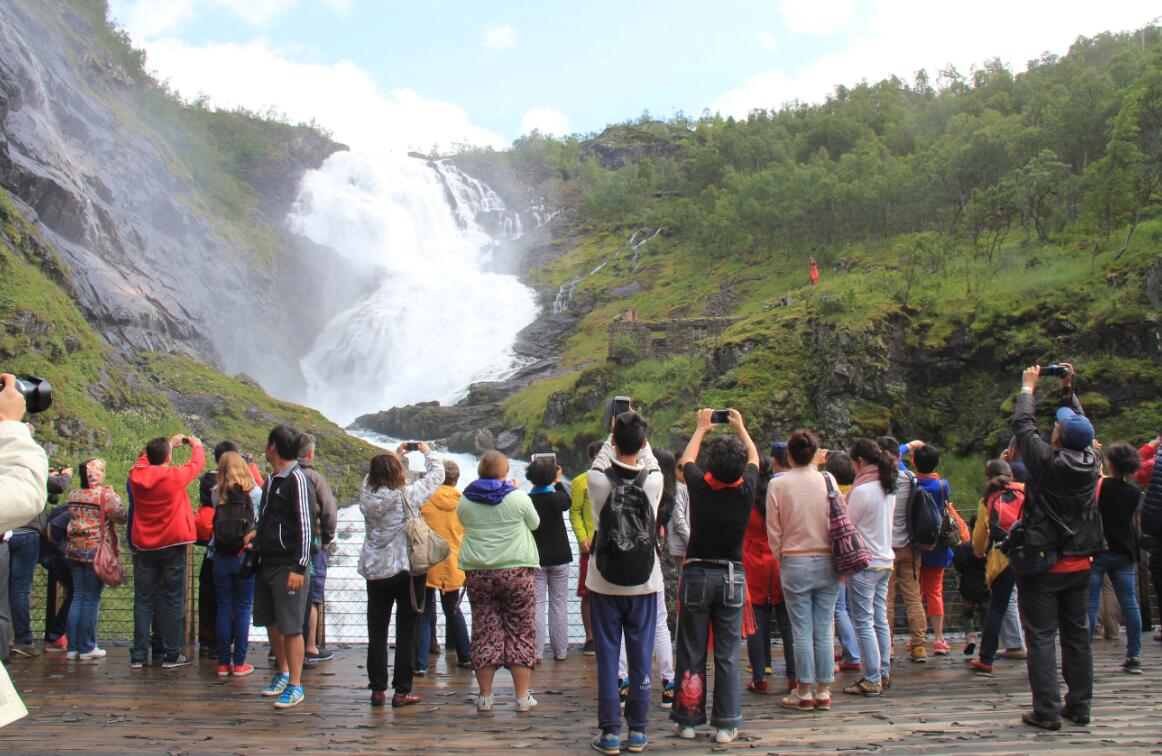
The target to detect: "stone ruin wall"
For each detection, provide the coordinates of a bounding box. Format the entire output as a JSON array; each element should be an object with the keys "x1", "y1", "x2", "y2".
[{"x1": 607, "y1": 311, "x2": 740, "y2": 364}]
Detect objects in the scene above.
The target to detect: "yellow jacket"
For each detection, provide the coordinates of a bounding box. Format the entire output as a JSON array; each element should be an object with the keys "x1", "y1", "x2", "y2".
[
  {"x1": 972, "y1": 498, "x2": 1010, "y2": 587},
  {"x1": 421, "y1": 485, "x2": 466, "y2": 591},
  {"x1": 569, "y1": 470, "x2": 596, "y2": 546}
]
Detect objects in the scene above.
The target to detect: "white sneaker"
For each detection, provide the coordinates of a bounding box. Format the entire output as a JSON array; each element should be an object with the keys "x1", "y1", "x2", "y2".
[
  {"x1": 476, "y1": 693, "x2": 494, "y2": 712},
  {"x1": 675, "y1": 725, "x2": 697, "y2": 739},
  {"x1": 715, "y1": 728, "x2": 738, "y2": 744},
  {"x1": 515, "y1": 693, "x2": 538, "y2": 712},
  {"x1": 66, "y1": 651, "x2": 79, "y2": 660},
  {"x1": 79, "y1": 647, "x2": 107, "y2": 660}
]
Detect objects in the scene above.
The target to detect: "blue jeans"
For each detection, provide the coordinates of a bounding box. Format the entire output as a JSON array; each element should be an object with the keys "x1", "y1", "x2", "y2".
[
  {"x1": 847, "y1": 568, "x2": 891, "y2": 684},
  {"x1": 416, "y1": 587, "x2": 471, "y2": 668},
  {"x1": 213, "y1": 553, "x2": 255, "y2": 666},
  {"x1": 834, "y1": 583, "x2": 860, "y2": 665},
  {"x1": 1088, "y1": 553, "x2": 1141, "y2": 658},
  {"x1": 671, "y1": 562, "x2": 744, "y2": 729},
  {"x1": 780, "y1": 555, "x2": 840, "y2": 686},
  {"x1": 131, "y1": 545, "x2": 187, "y2": 662},
  {"x1": 67, "y1": 560, "x2": 105, "y2": 654},
  {"x1": 7, "y1": 531, "x2": 40, "y2": 645},
  {"x1": 979, "y1": 568, "x2": 1016, "y2": 665},
  {"x1": 591, "y1": 592, "x2": 656, "y2": 735}
]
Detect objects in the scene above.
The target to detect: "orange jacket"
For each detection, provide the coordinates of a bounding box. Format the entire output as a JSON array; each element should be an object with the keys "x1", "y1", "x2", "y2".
[
  {"x1": 128, "y1": 445, "x2": 205, "y2": 550},
  {"x1": 421, "y1": 485, "x2": 466, "y2": 591}
]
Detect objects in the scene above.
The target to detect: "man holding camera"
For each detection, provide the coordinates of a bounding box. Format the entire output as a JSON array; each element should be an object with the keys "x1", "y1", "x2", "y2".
[
  {"x1": 128, "y1": 434, "x2": 206, "y2": 669},
  {"x1": 1010, "y1": 363, "x2": 1104, "y2": 730}
]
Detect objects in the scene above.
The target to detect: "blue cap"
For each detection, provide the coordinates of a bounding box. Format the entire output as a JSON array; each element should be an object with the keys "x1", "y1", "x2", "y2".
[
  {"x1": 1055, "y1": 407, "x2": 1094, "y2": 451},
  {"x1": 770, "y1": 441, "x2": 789, "y2": 467}
]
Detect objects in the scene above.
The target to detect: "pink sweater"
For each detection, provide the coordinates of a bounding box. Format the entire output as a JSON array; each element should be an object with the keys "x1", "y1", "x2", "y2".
[{"x1": 765, "y1": 465, "x2": 842, "y2": 560}]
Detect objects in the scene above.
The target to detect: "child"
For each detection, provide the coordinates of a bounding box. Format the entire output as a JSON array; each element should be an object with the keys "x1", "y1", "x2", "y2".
[
  {"x1": 952, "y1": 515, "x2": 988, "y2": 656},
  {"x1": 906, "y1": 441, "x2": 953, "y2": 655}
]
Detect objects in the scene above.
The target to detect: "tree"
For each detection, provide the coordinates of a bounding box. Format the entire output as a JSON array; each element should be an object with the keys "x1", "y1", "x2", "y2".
[{"x1": 1013, "y1": 149, "x2": 1069, "y2": 242}]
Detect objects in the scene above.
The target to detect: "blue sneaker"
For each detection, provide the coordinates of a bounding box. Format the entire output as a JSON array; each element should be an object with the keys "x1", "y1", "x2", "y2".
[
  {"x1": 261, "y1": 673, "x2": 289, "y2": 697},
  {"x1": 591, "y1": 731, "x2": 620, "y2": 755},
  {"x1": 626, "y1": 730, "x2": 648, "y2": 752},
  {"x1": 274, "y1": 684, "x2": 305, "y2": 709}
]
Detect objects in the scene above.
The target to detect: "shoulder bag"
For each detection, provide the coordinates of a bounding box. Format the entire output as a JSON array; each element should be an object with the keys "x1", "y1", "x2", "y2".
[
  {"x1": 825, "y1": 473, "x2": 872, "y2": 577},
  {"x1": 92, "y1": 489, "x2": 125, "y2": 587},
  {"x1": 402, "y1": 488, "x2": 451, "y2": 611}
]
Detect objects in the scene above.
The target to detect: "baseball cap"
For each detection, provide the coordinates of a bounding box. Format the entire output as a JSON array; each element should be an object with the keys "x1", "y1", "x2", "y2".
[
  {"x1": 770, "y1": 441, "x2": 789, "y2": 467},
  {"x1": 1055, "y1": 407, "x2": 1094, "y2": 451}
]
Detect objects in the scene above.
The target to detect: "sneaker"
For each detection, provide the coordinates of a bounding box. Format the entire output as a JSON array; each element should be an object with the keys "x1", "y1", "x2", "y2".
[
  {"x1": 715, "y1": 728, "x2": 738, "y2": 744},
  {"x1": 970, "y1": 660, "x2": 994, "y2": 677},
  {"x1": 625, "y1": 730, "x2": 647, "y2": 753},
  {"x1": 45, "y1": 636, "x2": 68, "y2": 652},
  {"x1": 837, "y1": 661, "x2": 862, "y2": 671},
  {"x1": 66, "y1": 651, "x2": 79, "y2": 660},
  {"x1": 591, "y1": 732, "x2": 620, "y2": 755},
  {"x1": 12, "y1": 643, "x2": 39, "y2": 658},
  {"x1": 262, "y1": 673, "x2": 290, "y2": 697},
  {"x1": 814, "y1": 692, "x2": 832, "y2": 711},
  {"x1": 582, "y1": 640, "x2": 595, "y2": 656},
  {"x1": 79, "y1": 647, "x2": 107, "y2": 660},
  {"x1": 232, "y1": 663, "x2": 254, "y2": 677},
  {"x1": 370, "y1": 691, "x2": 386, "y2": 707},
  {"x1": 305, "y1": 648, "x2": 334, "y2": 663},
  {"x1": 910, "y1": 646, "x2": 928, "y2": 663},
  {"x1": 274, "y1": 685, "x2": 305, "y2": 709},
  {"x1": 675, "y1": 724, "x2": 697, "y2": 739},
  {"x1": 618, "y1": 678, "x2": 628, "y2": 703},
  {"x1": 414, "y1": 668, "x2": 427, "y2": 677},
  {"x1": 661, "y1": 679, "x2": 675, "y2": 708},
  {"x1": 963, "y1": 642, "x2": 977, "y2": 656},
  {"x1": 781, "y1": 690, "x2": 814, "y2": 711},
  {"x1": 392, "y1": 692, "x2": 422, "y2": 708},
  {"x1": 1061, "y1": 705, "x2": 1091, "y2": 725},
  {"x1": 217, "y1": 665, "x2": 232, "y2": 677},
  {"x1": 476, "y1": 693, "x2": 494, "y2": 712},
  {"x1": 747, "y1": 679, "x2": 769, "y2": 694},
  {"x1": 933, "y1": 639, "x2": 951, "y2": 655},
  {"x1": 161, "y1": 654, "x2": 191, "y2": 669},
  {"x1": 1021, "y1": 711, "x2": 1061, "y2": 731},
  {"x1": 130, "y1": 658, "x2": 145, "y2": 669},
  {"x1": 1123, "y1": 657, "x2": 1143, "y2": 674},
  {"x1": 998, "y1": 647, "x2": 1028, "y2": 660},
  {"x1": 515, "y1": 693, "x2": 538, "y2": 712},
  {"x1": 843, "y1": 678, "x2": 882, "y2": 696}
]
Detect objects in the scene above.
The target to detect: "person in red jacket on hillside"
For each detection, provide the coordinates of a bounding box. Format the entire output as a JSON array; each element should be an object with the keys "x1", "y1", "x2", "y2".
[{"x1": 128, "y1": 433, "x2": 206, "y2": 670}]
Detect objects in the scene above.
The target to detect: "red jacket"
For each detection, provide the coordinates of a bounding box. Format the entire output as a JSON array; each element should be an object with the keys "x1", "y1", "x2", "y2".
[
  {"x1": 742, "y1": 505, "x2": 783, "y2": 605},
  {"x1": 129, "y1": 446, "x2": 206, "y2": 550},
  {"x1": 1136, "y1": 441, "x2": 1158, "y2": 489}
]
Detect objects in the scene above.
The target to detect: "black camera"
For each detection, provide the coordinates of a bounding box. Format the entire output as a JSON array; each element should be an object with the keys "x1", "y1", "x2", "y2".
[
  {"x1": 711, "y1": 409, "x2": 730, "y2": 424},
  {"x1": 0, "y1": 376, "x2": 53, "y2": 414},
  {"x1": 1039, "y1": 365, "x2": 1069, "y2": 378},
  {"x1": 403, "y1": 442, "x2": 421, "y2": 452}
]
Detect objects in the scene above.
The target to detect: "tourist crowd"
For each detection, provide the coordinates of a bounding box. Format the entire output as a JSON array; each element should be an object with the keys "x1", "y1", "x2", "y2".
[{"x1": 2, "y1": 365, "x2": 1160, "y2": 751}]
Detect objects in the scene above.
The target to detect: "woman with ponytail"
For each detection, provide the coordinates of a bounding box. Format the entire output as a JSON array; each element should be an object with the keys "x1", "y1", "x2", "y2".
[{"x1": 841, "y1": 439, "x2": 897, "y2": 696}]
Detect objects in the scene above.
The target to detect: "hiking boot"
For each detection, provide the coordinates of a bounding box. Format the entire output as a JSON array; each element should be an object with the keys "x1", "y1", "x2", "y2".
[
  {"x1": 910, "y1": 645, "x2": 928, "y2": 663},
  {"x1": 1123, "y1": 657, "x2": 1143, "y2": 674},
  {"x1": 12, "y1": 643, "x2": 39, "y2": 658},
  {"x1": 747, "y1": 679, "x2": 769, "y2": 694},
  {"x1": 79, "y1": 647, "x2": 107, "y2": 660},
  {"x1": 843, "y1": 678, "x2": 882, "y2": 696},
  {"x1": 582, "y1": 640, "x2": 596, "y2": 656},
  {"x1": 161, "y1": 654, "x2": 191, "y2": 669},
  {"x1": 933, "y1": 639, "x2": 951, "y2": 655},
  {"x1": 262, "y1": 673, "x2": 289, "y2": 697},
  {"x1": 970, "y1": 660, "x2": 994, "y2": 677},
  {"x1": 1021, "y1": 711, "x2": 1061, "y2": 731},
  {"x1": 661, "y1": 678, "x2": 675, "y2": 708},
  {"x1": 515, "y1": 693, "x2": 538, "y2": 712},
  {"x1": 674, "y1": 724, "x2": 697, "y2": 739},
  {"x1": 370, "y1": 691, "x2": 386, "y2": 707},
  {"x1": 715, "y1": 727, "x2": 738, "y2": 744},
  {"x1": 1061, "y1": 705, "x2": 1090, "y2": 725},
  {"x1": 232, "y1": 664, "x2": 255, "y2": 677},
  {"x1": 391, "y1": 692, "x2": 422, "y2": 708},
  {"x1": 998, "y1": 647, "x2": 1027, "y2": 659},
  {"x1": 592, "y1": 732, "x2": 620, "y2": 755},
  {"x1": 274, "y1": 685, "x2": 305, "y2": 709},
  {"x1": 45, "y1": 636, "x2": 68, "y2": 652}
]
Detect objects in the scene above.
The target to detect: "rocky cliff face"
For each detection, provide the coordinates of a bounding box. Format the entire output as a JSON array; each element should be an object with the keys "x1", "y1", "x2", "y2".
[{"x1": 0, "y1": 1, "x2": 370, "y2": 398}]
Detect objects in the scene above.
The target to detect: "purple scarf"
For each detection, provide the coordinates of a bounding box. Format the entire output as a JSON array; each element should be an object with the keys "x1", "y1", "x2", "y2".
[{"x1": 463, "y1": 478, "x2": 517, "y2": 506}]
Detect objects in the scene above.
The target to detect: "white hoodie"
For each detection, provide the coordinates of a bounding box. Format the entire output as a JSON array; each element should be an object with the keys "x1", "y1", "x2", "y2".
[{"x1": 0, "y1": 421, "x2": 47, "y2": 532}]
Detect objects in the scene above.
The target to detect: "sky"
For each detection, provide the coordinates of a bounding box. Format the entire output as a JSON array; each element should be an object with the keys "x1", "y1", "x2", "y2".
[{"x1": 108, "y1": 0, "x2": 1159, "y2": 153}]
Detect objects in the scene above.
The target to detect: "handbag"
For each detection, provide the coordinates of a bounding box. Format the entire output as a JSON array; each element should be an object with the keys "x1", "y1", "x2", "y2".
[
  {"x1": 92, "y1": 489, "x2": 125, "y2": 588},
  {"x1": 825, "y1": 473, "x2": 872, "y2": 577}
]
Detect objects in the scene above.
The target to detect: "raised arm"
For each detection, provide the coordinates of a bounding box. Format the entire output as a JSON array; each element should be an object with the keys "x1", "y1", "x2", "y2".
[{"x1": 677, "y1": 409, "x2": 714, "y2": 483}]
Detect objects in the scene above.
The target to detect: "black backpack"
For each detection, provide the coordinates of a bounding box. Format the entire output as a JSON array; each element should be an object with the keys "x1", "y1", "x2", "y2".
[
  {"x1": 213, "y1": 488, "x2": 256, "y2": 557},
  {"x1": 905, "y1": 471, "x2": 943, "y2": 551},
  {"x1": 594, "y1": 468, "x2": 656, "y2": 586}
]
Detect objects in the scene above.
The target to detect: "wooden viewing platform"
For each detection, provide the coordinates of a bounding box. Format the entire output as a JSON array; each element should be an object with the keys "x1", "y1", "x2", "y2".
[{"x1": 0, "y1": 640, "x2": 1158, "y2": 754}]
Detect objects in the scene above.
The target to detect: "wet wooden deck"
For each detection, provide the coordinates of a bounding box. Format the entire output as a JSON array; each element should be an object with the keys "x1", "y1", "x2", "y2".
[{"x1": 1, "y1": 638, "x2": 1158, "y2": 754}]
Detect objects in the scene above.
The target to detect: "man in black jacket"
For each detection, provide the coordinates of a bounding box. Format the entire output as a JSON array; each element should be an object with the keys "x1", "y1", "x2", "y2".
[{"x1": 1011, "y1": 363, "x2": 1105, "y2": 730}]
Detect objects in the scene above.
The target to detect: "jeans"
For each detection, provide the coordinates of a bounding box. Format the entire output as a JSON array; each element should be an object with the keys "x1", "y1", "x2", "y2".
[
  {"x1": 416, "y1": 587, "x2": 471, "y2": 668},
  {"x1": 1018, "y1": 569, "x2": 1093, "y2": 721},
  {"x1": 979, "y1": 568, "x2": 1016, "y2": 665},
  {"x1": 212, "y1": 553, "x2": 255, "y2": 666},
  {"x1": 848, "y1": 568, "x2": 892, "y2": 684},
  {"x1": 748, "y1": 602, "x2": 795, "y2": 682},
  {"x1": 0, "y1": 542, "x2": 11, "y2": 660},
  {"x1": 535, "y1": 564, "x2": 570, "y2": 660},
  {"x1": 618, "y1": 590, "x2": 674, "y2": 682},
  {"x1": 1088, "y1": 552, "x2": 1141, "y2": 658},
  {"x1": 780, "y1": 555, "x2": 840, "y2": 686},
  {"x1": 671, "y1": 562, "x2": 744, "y2": 729},
  {"x1": 834, "y1": 583, "x2": 860, "y2": 664},
  {"x1": 131, "y1": 545, "x2": 188, "y2": 662},
  {"x1": 591, "y1": 592, "x2": 656, "y2": 735},
  {"x1": 366, "y1": 571, "x2": 425, "y2": 693},
  {"x1": 7, "y1": 531, "x2": 39, "y2": 645},
  {"x1": 1001, "y1": 588, "x2": 1025, "y2": 648},
  {"x1": 66, "y1": 560, "x2": 105, "y2": 654},
  {"x1": 45, "y1": 557, "x2": 73, "y2": 641}
]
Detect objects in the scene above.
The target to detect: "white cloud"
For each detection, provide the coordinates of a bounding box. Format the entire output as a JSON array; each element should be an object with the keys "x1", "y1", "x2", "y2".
[
  {"x1": 520, "y1": 106, "x2": 571, "y2": 136},
  {"x1": 715, "y1": 0, "x2": 1158, "y2": 117},
  {"x1": 111, "y1": 0, "x2": 349, "y2": 38},
  {"x1": 229, "y1": 0, "x2": 297, "y2": 27},
  {"x1": 778, "y1": 0, "x2": 855, "y2": 35},
  {"x1": 758, "y1": 31, "x2": 777, "y2": 52},
  {"x1": 482, "y1": 23, "x2": 519, "y2": 50},
  {"x1": 140, "y1": 39, "x2": 506, "y2": 152},
  {"x1": 320, "y1": 0, "x2": 353, "y2": 14}
]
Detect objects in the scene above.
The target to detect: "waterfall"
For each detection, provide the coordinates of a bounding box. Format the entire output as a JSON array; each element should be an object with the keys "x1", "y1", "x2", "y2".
[
  {"x1": 552, "y1": 227, "x2": 661, "y2": 314},
  {"x1": 289, "y1": 151, "x2": 539, "y2": 424}
]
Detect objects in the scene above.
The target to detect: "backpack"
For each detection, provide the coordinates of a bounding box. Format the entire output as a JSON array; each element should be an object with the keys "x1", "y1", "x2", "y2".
[
  {"x1": 825, "y1": 472, "x2": 872, "y2": 577},
  {"x1": 986, "y1": 483, "x2": 1026, "y2": 539},
  {"x1": 594, "y1": 468, "x2": 657, "y2": 586},
  {"x1": 905, "y1": 471, "x2": 943, "y2": 551},
  {"x1": 213, "y1": 487, "x2": 257, "y2": 557}
]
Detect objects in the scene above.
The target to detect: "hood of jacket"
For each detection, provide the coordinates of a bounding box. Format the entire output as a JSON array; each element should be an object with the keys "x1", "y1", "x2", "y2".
[
  {"x1": 1024, "y1": 446, "x2": 1106, "y2": 555},
  {"x1": 463, "y1": 478, "x2": 516, "y2": 506}
]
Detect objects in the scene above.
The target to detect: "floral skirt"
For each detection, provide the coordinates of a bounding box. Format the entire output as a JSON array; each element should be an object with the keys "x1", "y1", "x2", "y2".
[{"x1": 465, "y1": 567, "x2": 537, "y2": 669}]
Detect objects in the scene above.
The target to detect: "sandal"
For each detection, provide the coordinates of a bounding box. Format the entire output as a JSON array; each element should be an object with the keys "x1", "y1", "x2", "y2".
[{"x1": 781, "y1": 689, "x2": 815, "y2": 711}]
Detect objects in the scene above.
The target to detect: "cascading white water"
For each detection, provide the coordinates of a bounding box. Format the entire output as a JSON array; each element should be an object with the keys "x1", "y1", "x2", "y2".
[{"x1": 288, "y1": 151, "x2": 539, "y2": 423}]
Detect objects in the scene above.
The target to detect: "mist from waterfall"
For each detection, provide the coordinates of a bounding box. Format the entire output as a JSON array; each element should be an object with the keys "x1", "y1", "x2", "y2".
[{"x1": 289, "y1": 151, "x2": 539, "y2": 424}]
